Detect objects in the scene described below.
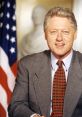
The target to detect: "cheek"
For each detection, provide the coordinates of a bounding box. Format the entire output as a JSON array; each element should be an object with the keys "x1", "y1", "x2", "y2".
[
  {"x1": 67, "y1": 39, "x2": 74, "y2": 46},
  {"x1": 46, "y1": 35, "x2": 55, "y2": 43},
  {"x1": 47, "y1": 39, "x2": 54, "y2": 47},
  {"x1": 64, "y1": 41, "x2": 73, "y2": 51}
]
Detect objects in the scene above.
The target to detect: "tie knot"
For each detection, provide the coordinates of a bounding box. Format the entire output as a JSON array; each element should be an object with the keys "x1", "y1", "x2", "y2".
[{"x1": 57, "y1": 60, "x2": 63, "y2": 67}]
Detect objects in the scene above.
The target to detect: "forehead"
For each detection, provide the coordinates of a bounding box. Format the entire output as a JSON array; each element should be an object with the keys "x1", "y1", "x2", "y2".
[
  {"x1": 47, "y1": 16, "x2": 75, "y2": 29},
  {"x1": 48, "y1": 16, "x2": 71, "y2": 24}
]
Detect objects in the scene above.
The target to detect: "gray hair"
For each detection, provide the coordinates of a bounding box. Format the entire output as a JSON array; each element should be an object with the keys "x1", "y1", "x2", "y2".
[{"x1": 44, "y1": 7, "x2": 77, "y2": 30}]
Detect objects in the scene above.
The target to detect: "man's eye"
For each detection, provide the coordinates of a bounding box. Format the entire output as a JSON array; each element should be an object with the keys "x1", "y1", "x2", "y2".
[
  {"x1": 63, "y1": 31, "x2": 69, "y2": 34},
  {"x1": 50, "y1": 31, "x2": 56, "y2": 34}
]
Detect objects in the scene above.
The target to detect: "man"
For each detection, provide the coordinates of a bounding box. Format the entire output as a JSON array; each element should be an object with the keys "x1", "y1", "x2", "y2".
[{"x1": 8, "y1": 7, "x2": 82, "y2": 117}]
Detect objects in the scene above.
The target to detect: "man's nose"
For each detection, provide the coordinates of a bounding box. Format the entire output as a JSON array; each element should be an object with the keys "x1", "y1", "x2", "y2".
[{"x1": 56, "y1": 32, "x2": 63, "y2": 41}]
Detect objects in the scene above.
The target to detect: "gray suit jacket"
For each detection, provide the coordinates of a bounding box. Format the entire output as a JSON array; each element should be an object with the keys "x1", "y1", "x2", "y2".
[{"x1": 8, "y1": 50, "x2": 82, "y2": 117}]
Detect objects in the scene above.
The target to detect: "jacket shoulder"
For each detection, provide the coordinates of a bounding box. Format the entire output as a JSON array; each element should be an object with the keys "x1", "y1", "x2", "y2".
[
  {"x1": 18, "y1": 50, "x2": 50, "y2": 69},
  {"x1": 75, "y1": 51, "x2": 82, "y2": 61},
  {"x1": 74, "y1": 51, "x2": 82, "y2": 67}
]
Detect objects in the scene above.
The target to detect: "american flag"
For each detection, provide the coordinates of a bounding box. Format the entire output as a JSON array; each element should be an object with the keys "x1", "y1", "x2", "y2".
[{"x1": 0, "y1": 0, "x2": 17, "y2": 117}]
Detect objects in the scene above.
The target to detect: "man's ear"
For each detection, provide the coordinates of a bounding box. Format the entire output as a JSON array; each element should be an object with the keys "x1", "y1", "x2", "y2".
[
  {"x1": 74, "y1": 30, "x2": 77, "y2": 40},
  {"x1": 44, "y1": 30, "x2": 47, "y2": 40}
]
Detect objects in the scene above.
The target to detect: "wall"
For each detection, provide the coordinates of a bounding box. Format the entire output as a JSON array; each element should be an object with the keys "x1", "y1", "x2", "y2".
[{"x1": 73, "y1": 0, "x2": 82, "y2": 53}]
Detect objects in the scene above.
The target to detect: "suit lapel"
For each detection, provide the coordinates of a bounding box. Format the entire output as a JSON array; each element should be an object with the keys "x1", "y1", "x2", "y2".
[
  {"x1": 32, "y1": 51, "x2": 51, "y2": 117},
  {"x1": 63, "y1": 52, "x2": 82, "y2": 117}
]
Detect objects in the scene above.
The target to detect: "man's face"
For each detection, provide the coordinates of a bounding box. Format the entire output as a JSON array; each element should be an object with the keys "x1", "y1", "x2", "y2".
[{"x1": 45, "y1": 16, "x2": 77, "y2": 59}]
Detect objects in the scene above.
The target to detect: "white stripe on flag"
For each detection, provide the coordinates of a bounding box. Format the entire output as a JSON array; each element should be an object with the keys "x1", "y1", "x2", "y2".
[
  {"x1": 0, "y1": 47, "x2": 15, "y2": 92},
  {"x1": 0, "y1": 85, "x2": 8, "y2": 117}
]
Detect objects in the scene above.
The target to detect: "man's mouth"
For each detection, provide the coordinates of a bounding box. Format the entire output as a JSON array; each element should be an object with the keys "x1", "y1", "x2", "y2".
[{"x1": 55, "y1": 43, "x2": 65, "y2": 47}]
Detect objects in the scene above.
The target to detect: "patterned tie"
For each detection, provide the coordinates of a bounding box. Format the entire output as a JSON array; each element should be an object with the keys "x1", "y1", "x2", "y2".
[{"x1": 51, "y1": 60, "x2": 66, "y2": 117}]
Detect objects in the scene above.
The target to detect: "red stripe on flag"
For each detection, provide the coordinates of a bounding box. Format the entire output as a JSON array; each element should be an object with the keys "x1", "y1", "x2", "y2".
[
  {"x1": 0, "y1": 104, "x2": 6, "y2": 117},
  {"x1": 0, "y1": 67, "x2": 12, "y2": 104},
  {"x1": 11, "y1": 62, "x2": 17, "y2": 76}
]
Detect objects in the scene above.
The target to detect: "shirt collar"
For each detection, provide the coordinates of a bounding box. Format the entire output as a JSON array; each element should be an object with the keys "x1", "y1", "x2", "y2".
[{"x1": 51, "y1": 50, "x2": 73, "y2": 71}]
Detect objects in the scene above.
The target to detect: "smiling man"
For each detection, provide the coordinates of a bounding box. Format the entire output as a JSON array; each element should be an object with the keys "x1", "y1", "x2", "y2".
[{"x1": 8, "y1": 7, "x2": 82, "y2": 117}]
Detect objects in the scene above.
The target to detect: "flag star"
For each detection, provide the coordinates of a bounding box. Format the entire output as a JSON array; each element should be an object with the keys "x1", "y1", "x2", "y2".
[
  {"x1": 6, "y1": 24, "x2": 10, "y2": 30},
  {"x1": 10, "y1": 47, "x2": 15, "y2": 53},
  {"x1": 12, "y1": 26, "x2": 16, "y2": 31},
  {"x1": 0, "y1": 23, "x2": 3, "y2": 28},
  {"x1": 6, "y1": 12, "x2": 10, "y2": 18},
  {"x1": 0, "y1": 12, "x2": 3, "y2": 17},
  {"x1": 6, "y1": 34, "x2": 10, "y2": 40},
  {"x1": 7, "y1": 2, "x2": 10, "y2": 8},
  {"x1": 13, "y1": 5, "x2": 15, "y2": 9},
  {"x1": 10, "y1": 37, "x2": 15, "y2": 43},
  {"x1": 12, "y1": 15, "x2": 16, "y2": 20}
]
